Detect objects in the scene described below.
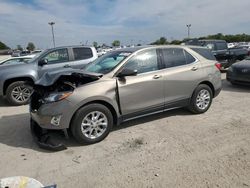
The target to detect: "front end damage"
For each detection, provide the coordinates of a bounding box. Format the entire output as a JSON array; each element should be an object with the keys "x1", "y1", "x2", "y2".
[{"x1": 30, "y1": 69, "x2": 102, "y2": 151}]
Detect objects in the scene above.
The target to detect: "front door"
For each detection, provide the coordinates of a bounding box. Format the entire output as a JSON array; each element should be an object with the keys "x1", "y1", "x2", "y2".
[
  {"x1": 117, "y1": 49, "x2": 165, "y2": 119},
  {"x1": 37, "y1": 48, "x2": 70, "y2": 78}
]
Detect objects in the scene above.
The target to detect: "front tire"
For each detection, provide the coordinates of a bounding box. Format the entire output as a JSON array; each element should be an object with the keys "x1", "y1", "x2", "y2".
[
  {"x1": 188, "y1": 84, "x2": 213, "y2": 114},
  {"x1": 6, "y1": 81, "x2": 33, "y2": 106},
  {"x1": 71, "y1": 103, "x2": 113, "y2": 144}
]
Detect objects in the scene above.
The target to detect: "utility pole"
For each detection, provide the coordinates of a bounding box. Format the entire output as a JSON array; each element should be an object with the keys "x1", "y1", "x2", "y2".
[
  {"x1": 186, "y1": 24, "x2": 191, "y2": 38},
  {"x1": 48, "y1": 22, "x2": 56, "y2": 48}
]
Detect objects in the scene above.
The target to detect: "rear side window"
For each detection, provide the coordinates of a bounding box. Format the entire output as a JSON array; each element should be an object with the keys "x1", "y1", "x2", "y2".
[
  {"x1": 184, "y1": 50, "x2": 196, "y2": 64},
  {"x1": 216, "y1": 42, "x2": 227, "y2": 50},
  {"x1": 191, "y1": 48, "x2": 216, "y2": 60},
  {"x1": 162, "y1": 48, "x2": 186, "y2": 68},
  {"x1": 73, "y1": 47, "x2": 93, "y2": 60}
]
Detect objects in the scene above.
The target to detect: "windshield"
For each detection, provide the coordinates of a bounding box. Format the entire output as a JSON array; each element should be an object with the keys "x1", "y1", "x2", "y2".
[{"x1": 84, "y1": 51, "x2": 132, "y2": 74}]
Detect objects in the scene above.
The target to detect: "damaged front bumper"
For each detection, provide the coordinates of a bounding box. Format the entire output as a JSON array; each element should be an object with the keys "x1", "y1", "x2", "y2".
[
  {"x1": 30, "y1": 118, "x2": 67, "y2": 151},
  {"x1": 30, "y1": 99, "x2": 74, "y2": 151},
  {"x1": 29, "y1": 68, "x2": 103, "y2": 151},
  {"x1": 30, "y1": 99, "x2": 74, "y2": 130}
]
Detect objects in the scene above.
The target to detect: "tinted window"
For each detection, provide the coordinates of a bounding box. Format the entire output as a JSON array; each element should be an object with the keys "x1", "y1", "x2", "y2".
[
  {"x1": 216, "y1": 42, "x2": 227, "y2": 50},
  {"x1": 123, "y1": 49, "x2": 159, "y2": 74},
  {"x1": 42, "y1": 49, "x2": 69, "y2": 64},
  {"x1": 162, "y1": 48, "x2": 186, "y2": 68},
  {"x1": 73, "y1": 47, "x2": 93, "y2": 60},
  {"x1": 184, "y1": 50, "x2": 196, "y2": 64},
  {"x1": 191, "y1": 48, "x2": 216, "y2": 60}
]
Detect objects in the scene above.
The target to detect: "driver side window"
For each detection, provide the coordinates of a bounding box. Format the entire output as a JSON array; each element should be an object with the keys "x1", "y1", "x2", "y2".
[
  {"x1": 123, "y1": 49, "x2": 159, "y2": 74},
  {"x1": 42, "y1": 49, "x2": 69, "y2": 64}
]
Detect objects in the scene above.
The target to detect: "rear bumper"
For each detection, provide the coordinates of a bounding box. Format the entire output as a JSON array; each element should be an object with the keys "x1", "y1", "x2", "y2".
[{"x1": 214, "y1": 87, "x2": 221, "y2": 98}]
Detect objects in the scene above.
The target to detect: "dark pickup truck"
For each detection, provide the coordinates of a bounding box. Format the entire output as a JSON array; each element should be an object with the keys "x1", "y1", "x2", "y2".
[
  {"x1": 185, "y1": 39, "x2": 248, "y2": 68},
  {"x1": 0, "y1": 45, "x2": 97, "y2": 105}
]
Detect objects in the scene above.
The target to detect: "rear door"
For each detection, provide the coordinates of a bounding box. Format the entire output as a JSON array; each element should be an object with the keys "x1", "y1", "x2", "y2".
[
  {"x1": 160, "y1": 48, "x2": 203, "y2": 107},
  {"x1": 117, "y1": 48, "x2": 165, "y2": 118},
  {"x1": 70, "y1": 47, "x2": 95, "y2": 69}
]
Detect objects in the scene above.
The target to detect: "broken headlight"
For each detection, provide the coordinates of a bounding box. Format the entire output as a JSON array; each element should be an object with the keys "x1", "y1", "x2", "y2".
[{"x1": 44, "y1": 92, "x2": 72, "y2": 103}]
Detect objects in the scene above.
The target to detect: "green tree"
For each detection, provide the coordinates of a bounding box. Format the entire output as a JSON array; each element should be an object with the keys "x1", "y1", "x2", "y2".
[
  {"x1": 93, "y1": 41, "x2": 98, "y2": 48},
  {"x1": 0, "y1": 41, "x2": 9, "y2": 50},
  {"x1": 17, "y1": 45, "x2": 23, "y2": 51},
  {"x1": 112, "y1": 40, "x2": 120, "y2": 47},
  {"x1": 26, "y1": 42, "x2": 35, "y2": 51},
  {"x1": 198, "y1": 33, "x2": 250, "y2": 43},
  {"x1": 170, "y1": 40, "x2": 182, "y2": 45},
  {"x1": 151, "y1": 37, "x2": 169, "y2": 45}
]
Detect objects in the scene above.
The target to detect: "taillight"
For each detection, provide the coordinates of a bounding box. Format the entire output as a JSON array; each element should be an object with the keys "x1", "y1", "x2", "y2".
[{"x1": 215, "y1": 62, "x2": 221, "y2": 70}]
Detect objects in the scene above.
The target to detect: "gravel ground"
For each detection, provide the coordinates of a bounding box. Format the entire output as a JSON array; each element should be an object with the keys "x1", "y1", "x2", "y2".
[{"x1": 0, "y1": 73, "x2": 249, "y2": 188}]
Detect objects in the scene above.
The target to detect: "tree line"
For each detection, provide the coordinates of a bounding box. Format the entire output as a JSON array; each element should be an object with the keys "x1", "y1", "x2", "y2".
[
  {"x1": 1, "y1": 33, "x2": 250, "y2": 50},
  {"x1": 151, "y1": 33, "x2": 250, "y2": 45},
  {"x1": 0, "y1": 41, "x2": 36, "y2": 51}
]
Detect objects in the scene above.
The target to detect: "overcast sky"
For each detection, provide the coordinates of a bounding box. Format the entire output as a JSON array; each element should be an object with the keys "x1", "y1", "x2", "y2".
[{"x1": 0, "y1": 0, "x2": 250, "y2": 49}]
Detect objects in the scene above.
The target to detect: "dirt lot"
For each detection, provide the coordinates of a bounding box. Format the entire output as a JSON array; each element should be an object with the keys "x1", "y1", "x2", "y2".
[{"x1": 0, "y1": 73, "x2": 249, "y2": 188}]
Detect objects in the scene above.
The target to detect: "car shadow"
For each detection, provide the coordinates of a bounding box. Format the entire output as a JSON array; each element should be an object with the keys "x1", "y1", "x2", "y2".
[
  {"x1": 113, "y1": 108, "x2": 191, "y2": 132},
  {"x1": 0, "y1": 97, "x2": 10, "y2": 107},
  {"x1": 0, "y1": 108, "x2": 192, "y2": 151},
  {"x1": 222, "y1": 78, "x2": 250, "y2": 93},
  {"x1": 0, "y1": 113, "x2": 62, "y2": 152}
]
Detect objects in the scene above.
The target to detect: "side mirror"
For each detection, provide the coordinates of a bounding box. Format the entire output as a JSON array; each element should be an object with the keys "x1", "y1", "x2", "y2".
[
  {"x1": 38, "y1": 59, "x2": 48, "y2": 66},
  {"x1": 117, "y1": 68, "x2": 137, "y2": 78}
]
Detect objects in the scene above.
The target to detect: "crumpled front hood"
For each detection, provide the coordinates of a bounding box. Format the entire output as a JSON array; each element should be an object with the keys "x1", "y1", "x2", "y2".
[{"x1": 35, "y1": 68, "x2": 103, "y2": 86}]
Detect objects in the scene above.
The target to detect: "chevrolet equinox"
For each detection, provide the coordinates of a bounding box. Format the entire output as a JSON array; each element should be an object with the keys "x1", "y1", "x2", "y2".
[{"x1": 30, "y1": 45, "x2": 222, "y2": 145}]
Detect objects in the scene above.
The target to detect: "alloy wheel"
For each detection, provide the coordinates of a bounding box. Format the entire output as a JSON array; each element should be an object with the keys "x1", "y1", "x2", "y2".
[
  {"x1": 11, "y1": 85, "x2": 32, "y2": 103},
  {"x1": 81, "y1": 111, "x2": 108, "y2": 139},
  {"x1": 196, "y1": 89, "x2": 211, "y2": 110}
]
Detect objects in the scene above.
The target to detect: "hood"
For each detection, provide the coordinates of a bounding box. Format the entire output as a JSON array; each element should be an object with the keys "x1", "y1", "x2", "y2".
[
  {"x1": 0, "y1": 61, "x2": 30, "y2": 68},
  {"x1": 0, "y1": 62, "x2": 35, "y2": 74},
  {"x1": 35, "y1": 68, "x2": 103, "y2": 86},
  {"x1": 232, "y1": 59, "x2": 250, "y2": 69}
]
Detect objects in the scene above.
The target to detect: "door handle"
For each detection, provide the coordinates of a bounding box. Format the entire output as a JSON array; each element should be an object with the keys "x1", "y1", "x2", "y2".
[
  {"x1": 64, "y1": 64, "x2": 71, "y2": 68},
  {"x1": 191, "y1": 66, "x2": 198, "y2": 71},
  {"x1": 153, "y1": 75, "x2": 162, "y2": 79}
]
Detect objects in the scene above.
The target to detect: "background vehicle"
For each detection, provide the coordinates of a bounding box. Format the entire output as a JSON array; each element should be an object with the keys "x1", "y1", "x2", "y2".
[
  {"x1": 0, "y1": 55, "x2": 35, "y2": 66},
  {"x1": 30, "y1": 45, "x2": 221, "y2": 147},
  {"x1": 0, "y1": 45, "x2": 97, "y2": 105},
  {"x1": 185, "y1": 39, "x2": 248, "y2": 68},
  {"x1": 97, "y1": 48, "x2": 113, "y2": 56},
  {"x1": 31, "y1": 50, "x2": 43, "y2": 54},
  {"x1": 227, "y1": 56, "x2": 250, "y2": 85},
  {"x1": 11, "y1": 50, "x2": 21, "y2": 57},
  {"x1": 239, "y1": 44, "x2": 250, "y2": 56}
]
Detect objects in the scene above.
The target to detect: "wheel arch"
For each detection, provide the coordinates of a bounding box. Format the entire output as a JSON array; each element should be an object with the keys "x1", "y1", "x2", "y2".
[
  {"x1": 69, "y1": 100, "x2": 119, "y2": 130},
  {"x1": 3, "y1": 77, "x2": 34, "y2": 95},
  {"x1": 198, "y1": 81, "x2": 215, "y2": 97}
]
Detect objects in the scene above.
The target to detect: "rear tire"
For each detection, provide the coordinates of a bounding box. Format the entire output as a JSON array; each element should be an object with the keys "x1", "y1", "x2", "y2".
[
  {"x1": 6, "y1": 81, "x2": 33, "y2": 106},
  {"x1": 71, "y1": 103, "x2": 113, "y2": 144},
  {"x1": 188, "y1": 84, "x2": 213, "y2": 114}
]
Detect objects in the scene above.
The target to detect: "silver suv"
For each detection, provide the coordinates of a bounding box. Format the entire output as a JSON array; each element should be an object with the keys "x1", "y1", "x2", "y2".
[{"x1": 30, "y1": 45, "x2": 221, "y2": 145}]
